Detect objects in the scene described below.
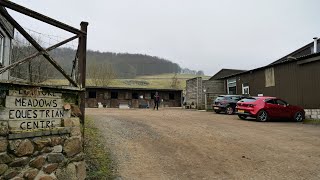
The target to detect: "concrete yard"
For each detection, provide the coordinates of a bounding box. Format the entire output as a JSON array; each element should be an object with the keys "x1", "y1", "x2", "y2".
[{"x1": 86, "y1": 108, "x2": 320, "y2": 180}]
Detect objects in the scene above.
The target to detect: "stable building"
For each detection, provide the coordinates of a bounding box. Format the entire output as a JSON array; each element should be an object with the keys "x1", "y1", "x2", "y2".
[{"x1": 85, "y1": 87, "x2": 183, "y2": 108}]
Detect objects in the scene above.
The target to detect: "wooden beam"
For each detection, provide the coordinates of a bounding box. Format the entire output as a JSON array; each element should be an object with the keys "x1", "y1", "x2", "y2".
[
  {"x1": 0, "y1": 51, "x2": 43, "y2": 75},
  {"x1": 0, "y1": 1, "x2": 85, "y2": 35},
  {"x1": 0, "y1": 8, "x2": 78, "y2": 87},
  {"x1": 70, "y1": 45, "x2": 79, "y2": 82},
  {"x1": 46, "y1": 35, "x2": 79, "y2": 51},
  {"x1": 78, "y1": 22, "x2": 88, "y2": 126},
  {"x1": 78, "y1": 22, "x2": 88, "y2": 89},
  {"x1": 0, "y1": 35, "x2": 78, "y2": 75}
]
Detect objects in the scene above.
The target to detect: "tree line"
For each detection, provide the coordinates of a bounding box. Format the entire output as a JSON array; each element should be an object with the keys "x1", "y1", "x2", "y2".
[
  {"x1": 52, "y1": 48, "x2": 182, "y2": 78},
  {"x1": 9, "y1": 46, "x2": 204, "y2": 84}
]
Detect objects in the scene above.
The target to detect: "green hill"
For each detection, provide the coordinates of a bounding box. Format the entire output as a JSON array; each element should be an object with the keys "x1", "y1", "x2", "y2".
[
  {"x1": 44, "y1": 73, "x2": 210, "y2": 90},
  {"x1": 51, "y1": 48, "x2": 182, "y2": 78}
]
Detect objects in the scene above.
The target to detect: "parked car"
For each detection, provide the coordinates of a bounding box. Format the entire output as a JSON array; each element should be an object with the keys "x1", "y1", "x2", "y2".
[
  {"x1": 236, "y1": 96, "x2": 305, "y2": 122},
  {"x1": 213, "y1": 95, "x2": 245, "y2": 115}
]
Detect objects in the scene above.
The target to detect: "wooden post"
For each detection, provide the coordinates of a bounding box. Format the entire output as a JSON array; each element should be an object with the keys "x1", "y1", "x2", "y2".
[{"x1": 78, "y1": 22, "x2": 88, "y2": 124}]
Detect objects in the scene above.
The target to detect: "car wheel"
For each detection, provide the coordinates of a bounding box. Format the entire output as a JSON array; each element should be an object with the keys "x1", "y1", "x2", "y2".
[
  {"x1": 238, "y1": 115, "x2": 247, "y2": 120},
  {"x1": 214, "y1": 110, "x2": 221, "y2": 114},
  {"x1": 294, "y1": 111, "x2": 304, "y2": 122},
  {"x1": 226, "y1": 106, "x2": 234, "y2": 115},
  {"x1": 256, "y1": 110, "x2": 269, "y2": 122}
]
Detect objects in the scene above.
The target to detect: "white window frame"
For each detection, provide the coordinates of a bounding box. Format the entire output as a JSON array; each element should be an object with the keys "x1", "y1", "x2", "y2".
[
  {"x1": 0, "y1": 32, "x2": 4, "y2": 66},
  {"x1": 227, "y1": 78, "x2": 237, "y2": 94},
  {"x1": 242, "y1": 84, "x2": 250, "y2": 95}
]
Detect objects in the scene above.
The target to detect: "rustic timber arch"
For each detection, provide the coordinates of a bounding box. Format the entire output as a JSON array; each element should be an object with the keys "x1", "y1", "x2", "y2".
[{"x1": 0, "y1": 0, "x2": 88, "y2": 121}]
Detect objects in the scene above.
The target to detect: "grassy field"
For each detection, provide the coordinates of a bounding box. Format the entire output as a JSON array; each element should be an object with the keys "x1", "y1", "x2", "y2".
[{"x1": 43, "y1": 73, "x2": 210, "y2": 90}]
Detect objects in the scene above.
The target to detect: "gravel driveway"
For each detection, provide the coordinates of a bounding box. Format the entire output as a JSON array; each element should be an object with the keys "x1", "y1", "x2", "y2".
[{"x1": 86, "y1": 108, "x2": 320, "y2": 180}]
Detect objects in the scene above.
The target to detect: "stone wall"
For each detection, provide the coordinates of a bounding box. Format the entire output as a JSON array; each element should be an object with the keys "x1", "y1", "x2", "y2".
[
  {"x1": 0, "y1": 85, "x2": 86, "y2": 180},
  {"x1": 185, "y1": 77, "x2": 202, "y2": 109},
  {"x1": 305, "y1": 109, "x2": 320, "y2": 120},
  {"x1": 0, "y1": 119, "x2": 85, "y2": 180}
]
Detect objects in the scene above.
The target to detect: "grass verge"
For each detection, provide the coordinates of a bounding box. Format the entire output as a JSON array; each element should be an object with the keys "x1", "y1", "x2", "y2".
[
  {"x1": 84, "y1": 116, "x2": 116, "y2": 179},
  {"x1": 303, "y1": 119, "x2": 320, "y2": 125}
]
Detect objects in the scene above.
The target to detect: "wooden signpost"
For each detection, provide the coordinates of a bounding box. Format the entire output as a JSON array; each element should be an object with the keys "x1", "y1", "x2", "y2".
[{"x1": 0, "y1": 90, "x2": 67, "y2": 132}]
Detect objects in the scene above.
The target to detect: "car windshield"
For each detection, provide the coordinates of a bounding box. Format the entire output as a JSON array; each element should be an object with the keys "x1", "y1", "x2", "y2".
[
  {"x1": 238, "y1": 98, "x2": 257, "y2": 103},
  {"x1": 228, "y1": 96, "x2": 241, "y2": 101},
  {"x1": 215, "y1": 96, "x2": 225, "y2": 101}
]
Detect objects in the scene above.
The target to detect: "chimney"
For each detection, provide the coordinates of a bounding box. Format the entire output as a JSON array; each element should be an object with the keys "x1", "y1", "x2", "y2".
[{"x1": 313, "y1": 37, "x2": 318, "y2": 53}]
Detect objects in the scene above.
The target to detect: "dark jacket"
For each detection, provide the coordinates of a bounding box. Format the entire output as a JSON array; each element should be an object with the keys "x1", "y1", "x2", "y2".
[{"x1": 154, "y1": 95, "x2": 160, "y2": 102}]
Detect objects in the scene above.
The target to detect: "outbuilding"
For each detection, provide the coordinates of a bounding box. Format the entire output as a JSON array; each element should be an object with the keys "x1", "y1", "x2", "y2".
[
  {"x1": 185, "y1": 69, "x2": 245, "y2": 110},
  {"x1": 86, "y1": 86, "x2": 183, "y2": 108},
  {"x1": 219, "y1": 38, "x2": 320, "y2": 118}
]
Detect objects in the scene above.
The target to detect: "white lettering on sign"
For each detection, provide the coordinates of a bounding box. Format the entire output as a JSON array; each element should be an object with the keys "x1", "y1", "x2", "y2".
[
  {"x1": 0, "y1": 90, "x2": 68, "y2": 131},
  {"x1": 6, "y1": 96, "x2": 62, "y2": 109},
  {"x1": 8, "y1": 119, "x2": 61, "y2": 130},
  {"x1": 8, "y1": 109, "x2": 64, "y2": 120}
]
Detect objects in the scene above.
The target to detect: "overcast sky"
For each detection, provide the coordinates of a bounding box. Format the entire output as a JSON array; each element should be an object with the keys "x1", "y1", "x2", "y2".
[{"x1": 10, "y1": 0, "x2": 320, "y2": 75}]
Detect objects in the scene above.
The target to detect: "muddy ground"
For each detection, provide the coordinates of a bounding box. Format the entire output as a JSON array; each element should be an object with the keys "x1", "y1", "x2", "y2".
[{"x1": 86, "y1": 108, "x2": 320, "y2": 180}]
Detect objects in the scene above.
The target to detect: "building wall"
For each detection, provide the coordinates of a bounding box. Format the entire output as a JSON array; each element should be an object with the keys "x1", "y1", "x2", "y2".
[
  {"x1": 202, "y1": 80, "x2": 225, "y2": 110},
  {"x1": 86, "y1": 89, "x2": 182, "y2": 108},
  {"x1": 297, "y1": 59, "x2": 320, "y2": 108},
  {"x1": 225, "y1": 59, "x2": 320, "y2": 109}
]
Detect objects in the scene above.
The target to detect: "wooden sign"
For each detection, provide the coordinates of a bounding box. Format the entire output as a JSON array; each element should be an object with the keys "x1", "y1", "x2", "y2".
[
  {"x1": 0, "y1": 90, "x2": 68, "y2": 131},
  {"x1": 8, "y1": 90, "x2": 62, "y2": 98},
  {"x1": 5, "y1": 96, "x2": 63, "y2": 109}
]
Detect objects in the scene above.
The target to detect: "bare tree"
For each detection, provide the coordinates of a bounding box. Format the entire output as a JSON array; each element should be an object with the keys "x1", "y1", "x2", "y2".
[
  {"x1": 87, "y1": 62, "x2": 116, "y2": 86},
  {"x1": 170, "y1": 73, "x2": 181, "y2": 89},
  {"x1": 10, "y1": 36, "x2": 55, "y2": 83}
]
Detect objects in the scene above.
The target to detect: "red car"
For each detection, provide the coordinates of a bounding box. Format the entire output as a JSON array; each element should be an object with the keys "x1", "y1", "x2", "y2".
[{"x1": 236, "y1": 96, "x2": 305, "y2": 122}]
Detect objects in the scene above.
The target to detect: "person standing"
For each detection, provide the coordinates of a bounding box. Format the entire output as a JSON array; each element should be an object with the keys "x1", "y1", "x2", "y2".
[{"x1": 153, "y1": 92, "x2": 160, "y2": 110}]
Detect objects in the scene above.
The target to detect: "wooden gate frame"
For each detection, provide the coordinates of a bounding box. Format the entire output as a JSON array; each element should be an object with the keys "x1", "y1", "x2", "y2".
[{"x1": 0, "y1": 0, "x2": 88, "y2": 122}]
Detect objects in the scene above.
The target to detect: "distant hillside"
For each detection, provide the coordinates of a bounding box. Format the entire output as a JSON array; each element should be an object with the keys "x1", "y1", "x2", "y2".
[
  {"x1": 10, "y1": 46, "x2": 204, "y2": 83},
  {"x1": 50, "y1": 48, "x2": 182, "y2": 78},
  {"x1": 44, "y1": 73, "x2": 211, "y2": 90}
]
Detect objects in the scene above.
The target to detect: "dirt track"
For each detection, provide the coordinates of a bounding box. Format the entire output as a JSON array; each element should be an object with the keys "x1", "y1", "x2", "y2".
[{"x1": 86, "y1": 108, "x2": 320, "y2": 180}]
